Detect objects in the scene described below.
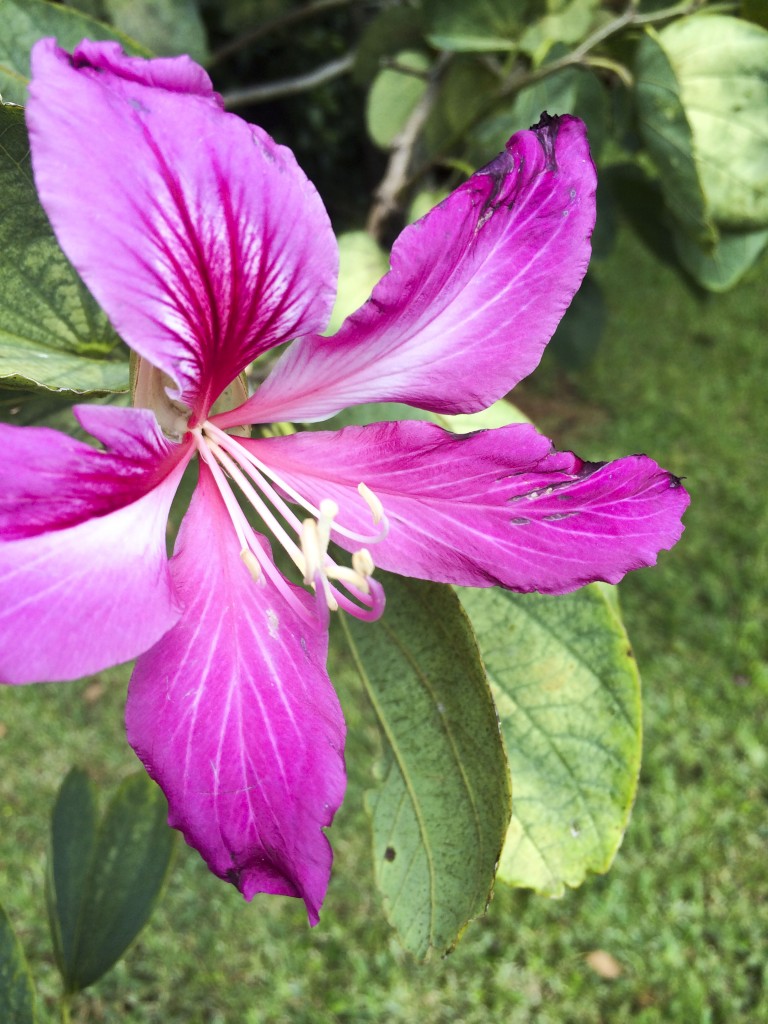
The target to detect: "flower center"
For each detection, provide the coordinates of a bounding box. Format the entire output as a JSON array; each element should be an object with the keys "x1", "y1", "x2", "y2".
[{"x1": 193, "y1": 420, "x2": 387, "y2": 626}]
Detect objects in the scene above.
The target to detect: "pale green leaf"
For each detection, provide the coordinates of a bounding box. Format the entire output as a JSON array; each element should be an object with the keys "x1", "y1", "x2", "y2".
[
  {"x1": 0, "y1": 103, "x2": 129, "y2": 393},
  {"x1": 459, "y1": 583, "x2": 641, "y2": 896},
  {"x1": 634, "y1": 28, "x2": 717, "y2": 246},
  {"x1": 325, "y1": 232, "x2": 389, "y2": 335},
  {"x1": 658, "y1": 14, "x2": 768, "y2": 230},
  {"x1": 366, "y1": 50, "x2": 430, "y2": 150},
  {"x1": 0, "y1": 904, "x2": 37, "y2": 1024},
  {"x1": 338, "y1": 573, "x2": 511, "y2": 958},
  {"x1": 0, "y1": 0, "x2": 147, "y2": 104}
]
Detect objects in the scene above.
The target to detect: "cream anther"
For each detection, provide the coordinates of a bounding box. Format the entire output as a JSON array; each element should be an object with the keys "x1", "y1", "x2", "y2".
[
  {"x1": 352, "y1": 549, "x2": 375, "y2": 579},
  {"x1": 240, "y1": 548, "x2": 263, "y2": 582},
  {"x1": 358, "y1": 482, "x2": 384, "y2": 525}
]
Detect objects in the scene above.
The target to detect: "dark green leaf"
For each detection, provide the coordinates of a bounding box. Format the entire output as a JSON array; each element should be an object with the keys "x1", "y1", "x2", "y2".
[
  {"x1": 423, "y1": 0, "x2": 522, "y2": 52},
  {"x1": 0, "y1": 103, "x2": 129, "y2": 393},
  {"x1": 548, "y1": 274, "x2": 604, "y2": 369},
  {"x1": 104, "y1": 0, "x2": 208, "y2": 62},
  {"x1": 466, "y1": 65, "x2": 608, "y2": 167},
  {"x1": 459, "y1": 584, "x2": 641, "y2": 896},
  {"x1": 47, "y1": 769, "x2": 176, "y2": 993},
  {"x1": 353, "y1": 6, "x2": 426, "y2": 87},
  {"x1": 46, "y1": 768, "x2": 99, "y2": 986},
  {"x1": 0, "y1": 904, "x2": 37, "y2": 1024},
  {"x1": 338, "y1": 573, "x2": 511, "y2": 958},
  {"x1": 634, "y1": 29, "x2": 716, "y2": 247},
  {"x1": 0, "y1": 0, "x2": 147, "y2": 104}
]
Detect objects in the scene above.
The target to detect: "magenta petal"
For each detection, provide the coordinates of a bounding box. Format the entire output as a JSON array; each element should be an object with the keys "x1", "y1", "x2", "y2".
[
  {"x1": 246, "y1": 421, "x2": 689, "y2": 593},
  {"x1": 126, "y1": 464, "x2": 346, "y2": 924},
  {"x1": 27, "y1": 39, "x2": 338, "y2": 419},
  {"x1": 0, "y1": 452, "x2": 186, "y2": 683},
  {"x1": 0, "y1": 407, "x2": 182, "y2": 538},
  {"x1": 232, "y1": 115, "x2": 596, "y2": 427}
]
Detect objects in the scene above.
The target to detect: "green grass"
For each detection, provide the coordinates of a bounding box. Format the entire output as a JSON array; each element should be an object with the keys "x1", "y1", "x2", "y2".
[{"x1": 1, "y1": 227, "x2": 766, "y2": 1023}]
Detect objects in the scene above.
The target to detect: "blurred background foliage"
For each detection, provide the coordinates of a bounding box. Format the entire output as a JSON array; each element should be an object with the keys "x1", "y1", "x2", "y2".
[{"x1": 1, "y1": 0, "x2": 767, "y2": 1021}]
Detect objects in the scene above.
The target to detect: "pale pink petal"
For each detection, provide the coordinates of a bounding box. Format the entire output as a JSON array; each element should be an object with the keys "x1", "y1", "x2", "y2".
[
  {"x1": 228, "y1": 115, "x2": 595, "y2": 428},
  {"x1": 0, "y1": 456, "x2": 188, "y2": 684},
  {"x1": 126, "y1": 464, "x2": 346, "y2": 924},
  {"x1": 27, "y1": 39, "x2": 338, "y2": 421},
  {"x1": 245, "y1": 421, "x2": 689, "y2": 593}
]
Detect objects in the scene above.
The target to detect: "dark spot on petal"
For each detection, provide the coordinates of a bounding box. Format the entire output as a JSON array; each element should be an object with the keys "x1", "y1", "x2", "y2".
[
  {"x1": 511, "y1": 516, "x2": 531, "y2": 525},
  {"x1": 384, "y1": 846, "x2": 396, "y2": 862},
  {"x1": 531, "y1": 111, "x2": 561, "y2": 172}
]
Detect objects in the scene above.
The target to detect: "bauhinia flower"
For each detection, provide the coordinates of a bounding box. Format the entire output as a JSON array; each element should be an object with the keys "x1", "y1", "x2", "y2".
[{"x1": 0, "y1": 39, "x2": 688, "y2": 923}]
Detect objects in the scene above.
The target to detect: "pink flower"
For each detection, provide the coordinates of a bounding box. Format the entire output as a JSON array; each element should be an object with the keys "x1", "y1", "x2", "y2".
[{"x1": 0, "y1": 40, "x2": 688, "y2": 922}]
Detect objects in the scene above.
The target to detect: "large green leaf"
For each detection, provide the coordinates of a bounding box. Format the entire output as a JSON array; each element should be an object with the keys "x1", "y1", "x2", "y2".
[
  {"x1": 634, "y1": 28, "x2": 716, "y2": 247},
  {"x1": 0, "y1": 904, "x2": 36, "y2": 1024},
  {"x1": 0, "y1": 104, "x2": 129, "y2": 393},
  {"x1": 673, "y1": 223, "x2": 768, "y2": 292},
  {"x1": 338, "y1": 573, "x2": 511, "y2": 958},
  {"x1": 0, "y1": 0, "x2": 146, "y2": 104},
  {"x1": 658, "y1": 14, "x2": 768, "y2": 231},
  {"x1": 47, "y1": 769, "x2": 176, "y2": 993},
  {"x1": 459, "y1": 583, "x2": 641, "y2": 896}
]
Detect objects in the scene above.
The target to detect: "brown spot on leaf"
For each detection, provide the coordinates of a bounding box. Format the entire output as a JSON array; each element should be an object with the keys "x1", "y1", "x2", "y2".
[{"x1": 384, "y1": 847, "x2": 396, "y2": 862}]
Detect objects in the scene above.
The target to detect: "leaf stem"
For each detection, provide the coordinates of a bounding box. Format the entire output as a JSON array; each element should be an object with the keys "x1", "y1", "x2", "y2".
[{"x1": 222, "y1": 50, "x2": 356, "y2": 108}]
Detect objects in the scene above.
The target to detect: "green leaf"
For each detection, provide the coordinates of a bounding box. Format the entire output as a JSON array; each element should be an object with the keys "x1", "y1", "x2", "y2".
[
  {"x1": 673, "y1": 223, "x2": 768, "y2": 291},
  {"x1": 459, "y1": 583, "x2": 641, "y2": 896},
  {"x1": 104, "y1": 0, "x2": 208, "y2": 62},
  {"x1": 0, "y1": 904, "x2": 37, "y2": 1024},
  {"x1": 518, "y1": 0, "x2": 601, "y2": 64},
  {"x1": 467, "y1": 65, "x2": 608, "y2": 167},
  {"x1": 423, "y1": 0, "x2": 522, "y2": 52},
  {"x1": 46, "y1": 769, "x2": 99, "y2": 986},
  {"x1": 0, "y1": 0, "x2": 147, "y2": 105},
  {"x1": 325, "y1": 232, "x2": 389, "y2": 336},
  {"x1": 338, "y1": 573, "x2": 511, "y2": 958},
  {"x1": 657, "y1": 14, "x2": 768, "y2": 231},
  {"x1": 366, "y1": 50, "x2": 430, "y2": 150},
  {"x1": 353, "y1": 6, "x2": 426, "y2": 87},
  {"x1": 47, "y1": 769, "x2": 176, "y2": 993},
  {"x1": 634, "y1": 28, "x2": 717, "y2": 247},
  {"x1": 0, "y1": 103, "x2": 129, "y2": 393}
]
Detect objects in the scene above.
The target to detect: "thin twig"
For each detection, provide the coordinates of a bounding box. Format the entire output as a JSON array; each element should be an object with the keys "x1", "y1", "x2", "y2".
[
  {"x1": 366, "y1": 53, "x2": 451, "y2": 240},
  {"x1": 222, "y1": 50, "x2": 356, "y2": 108},
  {"x1": 208, "y1": 0, "x2": 352, "y2": 69}
]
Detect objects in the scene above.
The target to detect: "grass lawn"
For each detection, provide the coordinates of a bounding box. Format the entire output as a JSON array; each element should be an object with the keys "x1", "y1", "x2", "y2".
[{"x1": 1, "y1": 225, "x2": 766, "y2": 1023}]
